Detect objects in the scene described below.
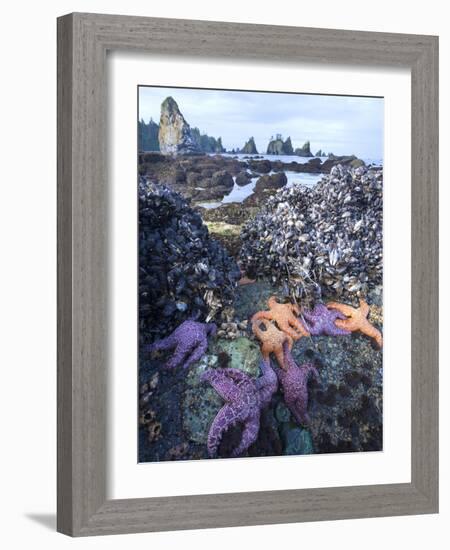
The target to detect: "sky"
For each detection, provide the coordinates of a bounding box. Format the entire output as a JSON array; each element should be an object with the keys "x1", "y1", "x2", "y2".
[{"x1": 139, "y1": 86, "x2": 384, "y2": 159}]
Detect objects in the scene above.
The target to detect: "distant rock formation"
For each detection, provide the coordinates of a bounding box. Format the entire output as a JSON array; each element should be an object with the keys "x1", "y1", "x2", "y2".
[
  {"x1": 241, "y1": 137, "x2": 258, "y2": 154},
  {"x1": 294, "y1": 141, "x2": 313, "y2": 157},
  {"x1": 315, "y1": 148, "x2": 326, "y2": 157},
  {"x1": 158, "y1": 97, "x2": 201, "y2": 155},
  {"x1": 266, "y1": 134, "x2": 294, "y2": 155},
  {"x1": 191, "y1": 128, "x2": 226, "y2": 153}
]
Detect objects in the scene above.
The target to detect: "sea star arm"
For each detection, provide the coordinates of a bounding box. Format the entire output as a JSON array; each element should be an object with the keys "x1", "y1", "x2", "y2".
[
  {"x1": 144, "y1": 334, "x2": 175, "y2": 354},
  {"x1": 291, "y1": 399, "x2": 310, "y2": 425},
  {"x1": 206, "y1": 323, "x2": 217, "y2": 337},
  {"x1": 252, "y1": 319, "x2": 271, "y2": 341},
  {"x1": 202, "y1": 369, "x2": 242, "y2": 402},
  {"x1": 260, "y1": 342, "x2": 273, "y2": 362},
  {"x1": 276, "y1": 318, "x2": 303, "y2": 339},
  {"x1": 206, "y1": 404, "x2": 233, "y2": 457},
  {"x1": 230, "y1": 416, "x2": 260, "y2": 457},
  {"x1": 290, "y1": 316, "x2": 310, "y2": 337},
  {"x1": 335, "y1": 317, "x2": 359, "y2": 331},
  {"x1": 183, "y1": 338, "x2": 208, "y2": 369},
  {"x1": 164, "y1": 344, "x2": 186, "y2": 369},
  {"x1": 224, "y1": 368, "x2": 249, "y2": 383},
  {"x1": 301, "y1": 309, "x2": 316, "y2": 323},
  {"x1": 267, "y1": 296, "x2": 279, "y2": 309},
  {"x1": 359, "y1": 299, "x2": 370, "y2": 317},
  {"x1": 361, "y1": 321, "x2": 383, "y2": 348},
  {"x1": 251, "y1": 310, "x2": 272, "y2": 322},
  {"x1": 273, "y1": 345, "x2": 287, "y2": 371},
  {"x1": 326, "y1": 301, "x2": 355, "y2": 317}
]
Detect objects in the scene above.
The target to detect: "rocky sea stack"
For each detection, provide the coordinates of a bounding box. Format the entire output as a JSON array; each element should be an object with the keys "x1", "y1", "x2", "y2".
[
  {"x1": 266, "y1": 134, "x2": 294, "y2": 155},
  {"x1": 158, "y1": 96, "x2": 201, "y2": 155},
  {"x1": 139, "y1": 181, "x2": 241, "y2": 344},
  {"x1": 241, "y1": 137, "x2": 258, "y2": 154},
  {"x1": 294, "y1": 140, "x2": 313, "y2": 157},
  {"x1": 239, "y1": 164, "x2": 382, "y2": 300}
]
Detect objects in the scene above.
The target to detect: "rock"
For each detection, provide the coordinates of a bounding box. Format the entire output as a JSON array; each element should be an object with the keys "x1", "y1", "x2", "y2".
[
  {"x1": 275, "y1": 401, "x2": 291, "y2": 423},
  {"x1": 290, "y1": 331, "x2": 382, "y2": 454},
  {"x1": 321, "y1": 155, "x2": 365, "y2": 172},
  {"x1": 186, "y1": 172, "x2": 202, "y2": 185},
  {"x1": 158, "y1": 96, "x2": 201, "y2": 155},
  {"x1": 307, "y1": 157, "x2": 322, "y2": 168},
  {"x1": 294, "y1": 140, "x2": 313, "y2": 157},
  {"x1": 248, "y1": 159, "x2": 272, "y2": 174},
  {"x1": 254, "y1": 172, "x2": 287, "y2": 192},
  {"x1": 240, "y1": 165, "x2": 383, "y2": 299},
  {"x1": 211, "y1": 337, "x2": 261, "y2": 377},
  {"x1": 350, "y1": 158, "x2": 365, "y2": 169},
  {"x1": 241, "y1": 137, "x2": 259, "y2": 154},
  {"x1": 281, "y1": 425, "x2": 314, "y2": 455},
  {"x1": 211, "y1": 170, "x2": 234, "y2": 189},
  {"x1": 266, "y1": 135, "x2": 294, "y2": 155},
  {"x1": 235, "y1": 171, "x2": 252, "y2": 186},
  {"x1": 194, "y1": 185, "x2": 231, "y2": 201},
  {"x1": 138, "y1": 182, "x2": 240, "y2": 344},
  {"x1": 199, "y1": 201, "x2": 257, "y2": 226}
]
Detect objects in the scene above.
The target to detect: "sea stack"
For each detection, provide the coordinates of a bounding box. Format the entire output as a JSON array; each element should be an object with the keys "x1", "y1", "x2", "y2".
[
  {"x1": 158, "y1": 96, "x2": 200, "y2": 155},
  {"x1": 241, "y1": 137, "x2": 258, "y2": 154},
  {"x1": 294, "y1": 141, "x2": 313, "y2": 157},
  {"x1": 266, "y1": 135, "x2": 294, "y2": 155}
]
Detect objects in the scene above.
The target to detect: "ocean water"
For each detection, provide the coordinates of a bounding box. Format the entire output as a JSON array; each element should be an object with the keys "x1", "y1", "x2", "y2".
[
  {"x1": 197, "y1": 153, "x2": 383, "y2": 209},
  {"x1": 216, "y1": 152, "x2": 383, "y2": 166},
  {"x1": 197, "y1": 171, "x2": 324, "y2": 209}
]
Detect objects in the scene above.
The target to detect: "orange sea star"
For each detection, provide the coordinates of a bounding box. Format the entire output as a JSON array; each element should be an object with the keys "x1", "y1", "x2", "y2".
[
  {"x1": 326, "y1": 298, "x2": 383, "y2": 348},
  {"x1": 251, "y1": 296, "x2": 309, "y2": 341},
  {"x1": 252, "y1": 318, "x2": 293, "y2": 370}
]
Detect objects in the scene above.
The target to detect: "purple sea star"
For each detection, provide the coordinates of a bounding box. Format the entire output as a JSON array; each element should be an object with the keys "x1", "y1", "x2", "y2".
[
  {"x1": 202, "y1": 359, "x2": 278, "y2": 458},
  {"x1": 302, "y1": 303, "x2": 351, "y2": 337},
  {"x1": 276, "y1": 343, "x2": 320, "y2": 425},
  {"x1": 145, "y1": 320, "x2": 216, "y2": 369}
]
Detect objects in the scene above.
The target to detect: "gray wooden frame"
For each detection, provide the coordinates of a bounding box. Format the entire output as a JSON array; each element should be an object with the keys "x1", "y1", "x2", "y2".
[{"x1": 57, "y1": 12, "x2": 439, "y2": 537}]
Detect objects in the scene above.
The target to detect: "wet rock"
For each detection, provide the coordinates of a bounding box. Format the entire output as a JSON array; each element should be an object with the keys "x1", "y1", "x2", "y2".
[
  {"x1": 281, "y1": 425, "x2": 314, "y2": 455},
  {"x1": 275, "y1": 401, "x2": 291, "y2": 423},
  {"x1": 240, "y1": 165, "x2": 383, "y2": 301},
  {"x1": 139, "y1": 182, "x2": 240, "y2": 344},
  {"x1": 211, "y1": 337, "x2": 260, "y2": 376},
  {"x1": 321, "y1": 154, "x2": 365, "y2": 172},
  {"x1": 235, "y1": 171, "x2": 252, "y2": 186},
  {"x1": 211, "y1": 170, "x2": 234, "y2": 189},
  {"x1": 248, "y1": 159, "x2": 272, "y2": 174},
  {"x1": 254, "y1": 172, "x2": 287, "y2": 192}
]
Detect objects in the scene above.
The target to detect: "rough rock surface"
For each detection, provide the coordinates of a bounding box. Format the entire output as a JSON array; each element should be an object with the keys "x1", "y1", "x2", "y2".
[
  {"x1": 139, "y1": 279, "x2": 382, "y2": 462},
  {"x1": 158, "y1": 96, "x2": 200, "y2": 155},
  {"x1": 294, "y1": 140, "x2": 313, "y2": 157},
  {"x1": 241, "y1": 137, "x2": 258, "y2": 154},
  {"x1": 254, "y1": 172, "x2": 287, "y2": 193},
  {"x1": 240, "y1": 165, "x2": 383, "y2": 300},
  {"x1": 266, "y1": 135, "x2": 293, "y2": 155},
  {"x1": 139, "y1": 182, "x2": 240, "y2": 345}
]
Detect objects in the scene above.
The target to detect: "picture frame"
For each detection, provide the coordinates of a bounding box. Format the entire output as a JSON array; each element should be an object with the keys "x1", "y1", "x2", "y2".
[{"x1": 57, "y1": 12, "x2": 438, "y2": 536}]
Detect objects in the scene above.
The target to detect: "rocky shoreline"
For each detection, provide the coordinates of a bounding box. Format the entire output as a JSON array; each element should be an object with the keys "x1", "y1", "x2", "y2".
[
  {"x1": 138, "y1": 162, "x2": 383, "y2": 462},
  {"x1": 139, "y1": 151, "x2": 366, "y2": 204}
]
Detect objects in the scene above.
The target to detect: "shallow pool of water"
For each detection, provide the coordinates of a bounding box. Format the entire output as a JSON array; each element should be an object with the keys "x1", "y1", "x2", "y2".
[{"x1": 197, "y1": 171, "x2": 323, "y2": 209}]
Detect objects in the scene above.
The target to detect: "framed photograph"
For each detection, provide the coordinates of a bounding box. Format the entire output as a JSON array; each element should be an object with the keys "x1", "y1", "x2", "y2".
[{"x1": 57, "y1": 13, "x2": 438, "y2": 536}]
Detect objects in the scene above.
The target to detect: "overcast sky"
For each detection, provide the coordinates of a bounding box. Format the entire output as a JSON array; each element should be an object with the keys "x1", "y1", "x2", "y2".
[{"x1": 139, "y1": 86, "x2": 384, "y2": 159}]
